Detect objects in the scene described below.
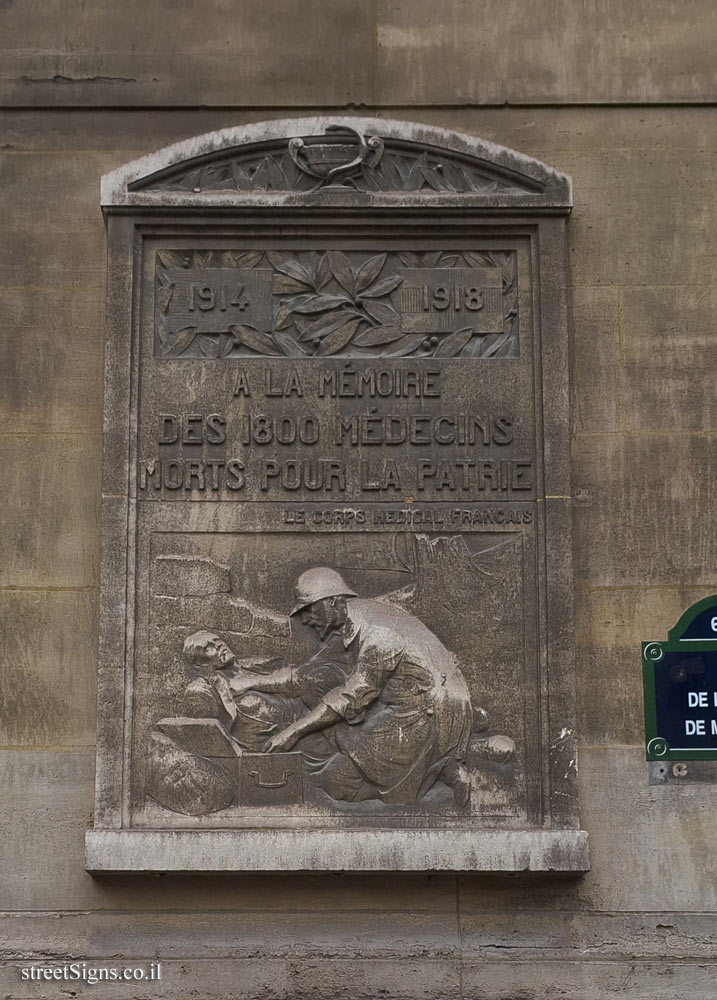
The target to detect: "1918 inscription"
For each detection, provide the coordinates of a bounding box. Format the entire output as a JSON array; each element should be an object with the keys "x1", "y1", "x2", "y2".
[{"x1": 398, "y1": 267, "x2": 503, "y2": 334}]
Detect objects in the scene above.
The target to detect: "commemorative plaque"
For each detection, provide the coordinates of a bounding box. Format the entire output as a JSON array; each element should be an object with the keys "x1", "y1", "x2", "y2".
[{"x1": 86, "y1": 119, "x2": 588, "y2": 871}]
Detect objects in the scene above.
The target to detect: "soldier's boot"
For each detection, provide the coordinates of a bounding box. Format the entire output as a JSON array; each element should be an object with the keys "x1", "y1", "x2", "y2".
[{"x1": 441, "y1": 758, "x2": 471, "y2": 808}]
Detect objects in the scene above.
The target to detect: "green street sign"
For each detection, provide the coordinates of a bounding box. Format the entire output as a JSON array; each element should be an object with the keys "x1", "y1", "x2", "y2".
[{"x1": 643, "y1": 595, "x2": 717, "y2": 760}]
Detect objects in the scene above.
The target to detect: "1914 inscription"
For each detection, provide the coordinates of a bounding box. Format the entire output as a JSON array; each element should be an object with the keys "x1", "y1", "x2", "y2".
[{"x1": 162, "y1": 264, "x2": 273, "y2": 334}]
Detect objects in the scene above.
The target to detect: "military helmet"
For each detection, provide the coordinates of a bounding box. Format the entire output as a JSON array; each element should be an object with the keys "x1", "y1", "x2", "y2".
[{"x1": 290, "y1": 567, "x2": 357, "y2": 615}]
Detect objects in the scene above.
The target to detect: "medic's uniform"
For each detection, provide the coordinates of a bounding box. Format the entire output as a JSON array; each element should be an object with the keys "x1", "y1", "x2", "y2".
[{"x1": 313, "y1": 598, "x2": 472, "y2": 804}]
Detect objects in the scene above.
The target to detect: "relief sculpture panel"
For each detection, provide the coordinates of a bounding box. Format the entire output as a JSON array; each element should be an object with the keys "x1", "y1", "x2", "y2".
[
  {"x1": 138, "y1": 531, "x2": 524, "y2": 823},
  {"x1": 88, "y1": 119, "x2": 586, "y2": 871}
]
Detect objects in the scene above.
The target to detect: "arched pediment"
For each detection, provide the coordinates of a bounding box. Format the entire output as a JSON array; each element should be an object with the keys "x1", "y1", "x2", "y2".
[{"x1": 101, "y1": 118, "x2": 571, "y2": 211}]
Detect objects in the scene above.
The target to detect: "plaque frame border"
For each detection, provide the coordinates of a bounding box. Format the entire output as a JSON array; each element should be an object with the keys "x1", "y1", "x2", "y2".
[{"x1": 88, "y1": 118, "x2": 588, "y2": 873}]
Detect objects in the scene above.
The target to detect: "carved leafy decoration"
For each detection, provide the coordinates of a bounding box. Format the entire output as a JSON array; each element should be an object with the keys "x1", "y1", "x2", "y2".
[
  {"x1": 153, "y1": 149, "x2": 524, "y2": 195},
  {"x1": 154, "y1": 249, "x2": 518, "y2": 360},
  {"x1": 141, "y1": 128, "x2": 537, "y2": 197}
]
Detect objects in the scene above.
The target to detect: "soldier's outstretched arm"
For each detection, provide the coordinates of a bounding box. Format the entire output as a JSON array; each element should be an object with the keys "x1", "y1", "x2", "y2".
[
  {"x1": 265, "y1": 701, "x2": 340, "y2": 752},
  {"x1": 226, "y1": 665, "x2": 298, "y2": 698}
]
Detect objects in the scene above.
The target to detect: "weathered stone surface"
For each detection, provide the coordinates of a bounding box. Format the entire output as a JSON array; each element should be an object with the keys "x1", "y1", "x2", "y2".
[
  {"x1": 0, "y1": 909, "x2": 460, "y2": 960},
  {"x1": 0, "y1": 958, "x2": 291, "y2": 1000},
  {"x1": 0, "y1": 150, "x2": 109, "y2": 304},
  {"x1": 0, "y1": 751, "x2": 96, "y2": 911},
  {"x1": 0, "y1": 148, "x2": 113, "y2": 217},
  {"x1": 573, "y1": 433, "x2": 716, "y2": 588},
  {"x1": 563, "y1": 147, "x2": 717, "y2": 289},
  {"x1": 460, "y1": 959, "x2": 717, "y2": 1000},
  {"x1": 0, "y1": 958, "x2": 459, "y2": 1000},
  {"x1": 2, "y1": 1, "x2": 715, "y2": 107},
  {"x1": 0, "y1": 0, "x2": 374, "y2": 108},
  {"x1": 460, "y1": 909, "x2": 717, "y2": 959},
  {"x1": 0, "y1": 590, "x2": 97, "y2": 747},
  {"x1": 6, "y1": 907, "x2": 717, "y2": 962},
  {"x1": 0, "y1": 435, "x2": 100, "y2": 588},
  {"x1": 0, "y1": 222, "x2": 104, "y2": 290},
  {"x1": 4, "y1": 909, "x2": 717, "y2": 999},
  {"x1": 3, "y1": 957, "x2": 717, "y2": 1000},
  {"x1": 85, "y1": 829, "x2": 589, "y2": 873},
  {"x1": 0, "y1": 287, "x2": 102, "y2": 435},
  {"x1": 459, "y1": 747, "x2": 717, "y2": 913},
  {"x1": 7, "y1": 106, "x2": 717, "y2": 155},
  {"x1": 620, "y1": 284, "x2": 717, "y2": 434},
  {"x1": 571, "y1": 285, "x2": 621, "y2": 435},
  {"x1": 375, "y1": 0, "x2": 717, "y2": 106},
  {"x1": 578, "y1": 747, "x2": 717, "y2": 912}
]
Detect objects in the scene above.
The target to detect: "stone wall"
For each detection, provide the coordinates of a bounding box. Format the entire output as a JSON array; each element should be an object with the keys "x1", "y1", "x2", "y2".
[{"x1": 2, "y1": 3, "x2": 716, "y2": 997}]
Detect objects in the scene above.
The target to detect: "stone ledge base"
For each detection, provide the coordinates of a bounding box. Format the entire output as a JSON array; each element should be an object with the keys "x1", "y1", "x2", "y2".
[{"x1": 86, "y1": 828, "x2": 589, "y2": 873}]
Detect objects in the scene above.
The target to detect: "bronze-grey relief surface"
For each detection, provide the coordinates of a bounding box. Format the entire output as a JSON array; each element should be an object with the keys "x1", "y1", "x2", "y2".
[
  {"x1": 134, "y1": 233, "x2": 537, "y2": 828},
  {"x1": 155, "y1": 248, "x2": 518, "y2": 360},
  {"x1": 140, "y1": 238, "x2": 533, "y2": 506},
  {"x1": 136, "y1": 524, "x2": 529, "y2": 826}
]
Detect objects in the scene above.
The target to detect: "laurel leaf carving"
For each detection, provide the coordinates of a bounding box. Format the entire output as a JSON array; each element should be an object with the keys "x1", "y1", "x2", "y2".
[
  {"x1": 326, "y1": 251, "x2": 356, "y2": 296},
  {"x1": 355, "y1": 254, "x2": 386, "y2": 292},
  {"x1": 380, "y1": 335, "x2": 423, "y2": 357},
  {"x1": 231, "y1": 251, "x2": 264, "y2": 269},
  {"x1": 363, "y1": 299, "x2": 400, "y2": 326},
  {"x1": 293, "y1": 294, "x2": 352, "y2": 314},
  {"x1": 359, "y1": 273, "x2": 403, "y2": 299},
  {"x1": 197, "y1": 335, "x2": 218, "y2": 359},
  {"x1": 353, "y1": 325, "x2": 403, "y2": 347},
  {"x1": 314, "y1": 318, "x2": 361, "y2": 356},
  {"x1": 157, "y1": 283, "x2": 174, "y2": 313},
  {"x1": 273, "y1": 275, "x2": 311, "y2": 295},
  {"x1": 157, "y1": 250, "x2": 182, "y2": 269},
  {"x1": 434, "y1": 327, "x2": 474, "y2": 357},
  {"x1": 266, "y1": 253, "x2": 314, "y2": 285},
  {"x1": 229, "y1": 324, "x2": 282, "y2": 356},
  {"x1": 161, "y1": 326, "x2": 198, "y2": 358},
  {"x1": 273, "y1": 331, "x2": 308, "y2": 357}
]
